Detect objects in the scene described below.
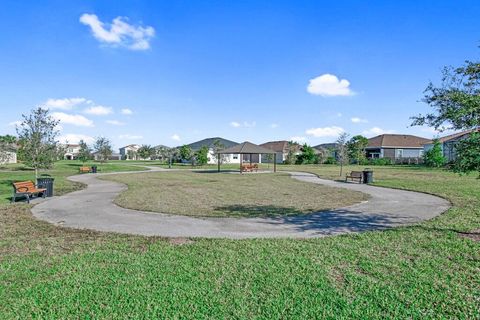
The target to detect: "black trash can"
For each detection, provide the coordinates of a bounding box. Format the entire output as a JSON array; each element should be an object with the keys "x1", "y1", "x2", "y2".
[
  {"x1": 362, "y1": 169, "x2": 373, "y2": 184},
  {"x1": 91, "y1": 165, "x2": 97, "y2": 173},
  {"x1": 37, "y1": 177, "x2": 55, "y2": 197}
]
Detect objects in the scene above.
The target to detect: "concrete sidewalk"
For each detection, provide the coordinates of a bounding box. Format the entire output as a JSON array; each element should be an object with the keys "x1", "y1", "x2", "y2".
[{"x1": 31, "y1": 168, "x2": 450, "y2": 239}]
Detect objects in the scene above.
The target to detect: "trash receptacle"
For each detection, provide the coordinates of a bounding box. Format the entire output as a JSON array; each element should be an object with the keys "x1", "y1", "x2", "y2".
[
  {"x1": 362, "y1": 169, "x2": 373, "y2": 184},
  {"x1": 37, "y1": 177, "x2": 55, "y2": 197},
  {"x1": 91, "y1": 165, "x2": 97, "y2": 173}
]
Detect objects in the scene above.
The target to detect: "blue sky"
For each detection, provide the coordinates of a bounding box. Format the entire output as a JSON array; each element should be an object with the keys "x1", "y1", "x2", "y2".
[{"x1": 1, "y1": 0, "x2": 479, "y2": 149}]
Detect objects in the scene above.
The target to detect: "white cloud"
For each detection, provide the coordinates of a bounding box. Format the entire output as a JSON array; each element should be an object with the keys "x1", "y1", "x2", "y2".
[
  {"x1": 84, "y1": 105, "x2": 113, "y2": 115},
  {"x1": 52, "y1": 112, "x2": 94, "y2": 127},
  {"x1": 106, "y1": 120, "x2": 125, "y2": 126},
  {"x1": 270, "y1": 123, "x2": 279, "y2": 129},
  {"x1": 305, "y1": 126, "x2": 344, "y2": 138},
  {"x1": 351, "y1": 117, "x2": 368, "y2": 123},
  {"x1": 41, "y1": 97, "x2": 90, "y2": 110},
  {"x1": 80, "y1": 13, "x2": 155, "y2": 50},
  {"x1": 59, "y1": 133, "x2": 95, "y2": 144},
  {"x1": 230, "y1": 121, "x2": 256, "y2": 128},
  {"x1": 362, "y1": 127, "x2": 395, "y2": 137},
  {"x1": 290, "y1": 136, "x2": 307, "y2": 143},
  {"x1": 119, "y1": 134, "x2": 143, "y2": 140},
  {"x1": 307, "y1": 74, "x2": 354, "y2": 97},
  {"x1": 171, "y1": 134, "x2": 181, "y2": 141},
  {"x1": 8, "y1": 120, "x2": 22, "y2": 127},
  {"x1": 121, "y1": 108, "x2": 133, "y2": 115}
]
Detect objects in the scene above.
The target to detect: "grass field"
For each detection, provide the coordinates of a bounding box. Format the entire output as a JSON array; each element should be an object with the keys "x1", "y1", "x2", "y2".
[
  {"x1": 102, "y1": 171, "x2": 368, "y2": 217},
  {"x1": 0, "y1": 160, "x2": 146, "y2": 204},
  {"x1": 1, "y1": 164, "x2": 479, "y2": 318}
]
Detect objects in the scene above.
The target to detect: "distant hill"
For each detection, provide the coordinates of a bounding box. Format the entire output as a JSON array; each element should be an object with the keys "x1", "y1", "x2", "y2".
[{"x1": 184, "y1": 137, "x2": 239, "y2": 151}]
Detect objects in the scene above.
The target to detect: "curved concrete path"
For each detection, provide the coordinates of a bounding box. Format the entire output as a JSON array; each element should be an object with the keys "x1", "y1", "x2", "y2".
[{"x1": 31, "y1": 168, "x2": 450, "y2": 239}]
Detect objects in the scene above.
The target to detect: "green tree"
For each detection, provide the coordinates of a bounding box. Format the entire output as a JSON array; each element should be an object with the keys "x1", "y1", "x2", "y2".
[
  {"x1": 296, "y1": 144, "x2": 317, "y2": 164},
  {"x1": 347, "y1": 135, "x2": 369, "y2": 164},
  {"x1": 411, "y1": 61, "x2": 480, "y2": 131},
  {"x1": 179, "y1": 145, "x2": 193, "y2": 162},
  {"x1": 411, "y1": 56, "x2": 480, "y2": 175},
  {"x1": 336, "y1": 133, "x2": 350, "y2": 177},
  {"x1": 127, "y1": 149, "x2": 137, "y2": 160},
  {"x1": 138, "y1": 145, "x2": 154, "y2": 160},
  {"x1": 212, "y1": 139, "x2": 229, "y2": 164},
  {"x1": 17, "y1": 107, "x2": 60, "y2": 178},
  {"x1": 424, "y1": 139, "x2": 446, "y2": 167},
  {"x1": 195, "y1": 146, "x2": 209, "y2": 166},
  {"x1": 453, "y1": 132, "x2": 480, "y2": 178},
  {"x1": 94, "y1": 137, "x2": 113, "y2": 163},
  {"x1": 77, "y1": 140, "x2": 92, "y2": 163}
]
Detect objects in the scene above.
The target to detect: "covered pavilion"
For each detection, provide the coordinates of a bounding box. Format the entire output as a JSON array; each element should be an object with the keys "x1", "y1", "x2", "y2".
[{"x1": 216, "y1": 141, "x2": 277, "y2": 173}]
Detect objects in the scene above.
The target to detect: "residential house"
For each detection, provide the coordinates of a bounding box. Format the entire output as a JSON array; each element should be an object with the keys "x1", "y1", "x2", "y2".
[
  {"x1": 314, "y1": 143, "x2": 340, "y2": 159},
  {"x1": 93, "y1": 152, "x2": 122, "y2": 161},
  {"x1": 365, "y1": 134, "x2": 430, "y2": 163},
  {"x1": 0, "y1": 149, "x2": 17, "y2": 164},
  {"x1": 119, "y1": 144, "x2": 141, "y2": 160},
  {"x1": 260, "y1": 141, "x2": 301, "y2": 163},
  {"x1": 185, "y1": 137, "x2": 240, "y2": 164},
  {"x1": 423, "y1": 129, "x2": 480, "y2": 162},
  {"x1": 64, "y1": 144, "x2": 80, "y2": 160}
]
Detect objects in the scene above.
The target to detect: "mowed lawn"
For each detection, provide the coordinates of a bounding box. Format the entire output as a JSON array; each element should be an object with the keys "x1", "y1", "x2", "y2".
[
  {"x1": 0, "y1": 164, "x2": 479, "y2": 318},
  {"x1": 103, "y1": 171, "x2": 368, "y2": 217},
  {"x1": 0, "y1": 160, "x2": 146, "y2": 204}
]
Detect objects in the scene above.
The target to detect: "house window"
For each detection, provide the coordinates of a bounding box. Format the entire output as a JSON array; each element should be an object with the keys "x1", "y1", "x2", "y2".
[
  {"x1": 233, "y1": 155, "x2": 238, "y2": 160},
  {"x1": 396, "y1": 149, "x2": 404, "y2": 158}
]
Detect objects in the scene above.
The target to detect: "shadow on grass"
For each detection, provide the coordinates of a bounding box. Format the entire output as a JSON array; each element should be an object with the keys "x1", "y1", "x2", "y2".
[{"x1": 214, "y1": 204, "x2": 307, "y2": 217}]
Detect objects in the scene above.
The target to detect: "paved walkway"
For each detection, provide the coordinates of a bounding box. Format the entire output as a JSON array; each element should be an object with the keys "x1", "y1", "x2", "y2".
[{"x1": 31, "y1": 168, "x2": 450, "y2": 239}]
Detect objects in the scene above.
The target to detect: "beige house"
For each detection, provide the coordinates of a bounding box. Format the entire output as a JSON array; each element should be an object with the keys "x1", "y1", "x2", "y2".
[
  {"x1": 119, "y1": 144, "x2": 141, "y2": 160},
  {"x1": 64, "y1": 144, "x2": 81, "y2": 160},
  {"x1": 365, "y1": 134, "x2": 430, "y2": 163}
]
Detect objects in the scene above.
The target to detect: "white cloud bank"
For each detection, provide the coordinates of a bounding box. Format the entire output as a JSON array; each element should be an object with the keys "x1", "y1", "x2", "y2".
[
  {"x1": 362, "y1": 127, "x2": 395, "y2": 137},
  {"x1": 59, "y1": 133, "x2": 95, "y2": 144},
  {"x1": 106, "y1": 120, "x2": 125, "y2": 126},
  {"x1": 351, "y1": 117, "x2": 368, "y2": 123},
  {"x1": 290, "y1": 136, "x2": 307, "y2": 143},
  {"x1": 52, "y1": 112, "x2": 94, "y2": 127},
  {"x1": 121, "y1": 108, "x2": 133, "y2": 115},
  {"x1": 307, "y1": 74, "x2": 354, "y2": 97},
  {"x1": 305, "y1": 126, "x2": 344, "y2": 138},
  {"x1": 42, "y1": 98, "x2": 90, "y2": 110},
  {"x1": 171, "y1": 134, "x2": 181, "y2": 141},
  {"x1": 230, "y1": 121, "x2": 256, "y2": 128},
  {"x1": 84, "y1": 105, "x2": 113, "y2": 115},
  {"x1": 80, "y1": 13, "x2": 155, "y2": 50}
]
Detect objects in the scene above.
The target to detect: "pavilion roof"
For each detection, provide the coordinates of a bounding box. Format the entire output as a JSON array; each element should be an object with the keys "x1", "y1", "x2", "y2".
[{"x1": 217, "y1": 141, "x2": 275, "y2": 154}]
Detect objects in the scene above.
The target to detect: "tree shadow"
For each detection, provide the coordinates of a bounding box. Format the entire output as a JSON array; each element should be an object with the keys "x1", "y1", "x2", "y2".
[{"x1": 216, "y1": 204, "x2": 412, "y2": 235}]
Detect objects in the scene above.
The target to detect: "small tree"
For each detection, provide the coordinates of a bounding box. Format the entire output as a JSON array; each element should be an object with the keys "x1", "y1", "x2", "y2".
[
  {"x1": 17, "y1": 107, "x2": 60, "y2": 178},
  {"x1": 316, "y1": 147, "x2": 330, "y2": 164},
  {"x1": 424, "y1": 139, "x2": 446, "y2": 167},
  {"x1": 179, "y1": 145, "x2": 193, "y2": 163},
  {"x1": 336, "y1": 133, "x2": 350, "y2": 177},
  {"x1": 453, "y1": 132, "x2": 480, "y2": 178},
  {"x1": 284, "y1": 141, "x2": 298, "y2": 164},
  {"x1": 138, "y1": 145, "x2": 154, "y2": 160},
  {"x1": 211, "y1": 139, "x2": 229, "y2": 164},
  {"x1": 94, "y1": 137, "x2": 113, "y2": 163},
  {"x1": 196, "y1": 146, "x2": 209, "y2": 166},
  {"x1": 347, "y1": 135, "x2": 369, "y2": 164},
  {"x1": 77, "y1": 140, "x2": 92, "y2": 163},
  {"x1": 127, "y1": 149, "x2": 137, "y2": 160}
]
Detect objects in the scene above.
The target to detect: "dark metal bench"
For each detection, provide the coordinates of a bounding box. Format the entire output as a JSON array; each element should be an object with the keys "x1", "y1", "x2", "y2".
[
  {"x1": 12, "y1": 181, "x2": 47, "y2": 203},
  {"x1": 345, "y1": 171, "x2": 363, "y2": 183}
]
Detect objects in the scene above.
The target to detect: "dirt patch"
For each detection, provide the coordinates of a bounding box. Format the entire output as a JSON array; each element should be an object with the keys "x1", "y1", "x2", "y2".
[
  {"x1": 459, "y1": 229, "x2": 480, "y2": 242},
  {"x1": 169, "y1": 237, "x2": 194, "y2": 246}
]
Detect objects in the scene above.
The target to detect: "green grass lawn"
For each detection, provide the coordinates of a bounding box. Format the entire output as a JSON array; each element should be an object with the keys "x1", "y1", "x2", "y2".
[
  {"x1": 102, "y1": 171, "x2": 367, "y2": 217},
  {"x1": 0, "y1": 160, "x2": 146, "y2": 204},
  {"x1": 0, "y1": 164, "x2": 479, "y2": 318}
]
